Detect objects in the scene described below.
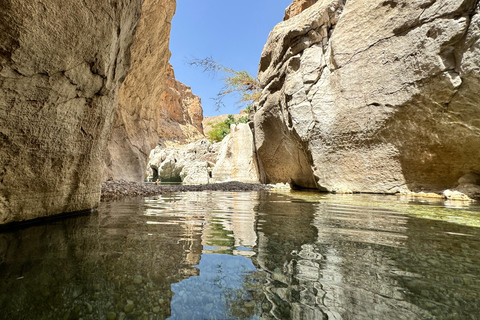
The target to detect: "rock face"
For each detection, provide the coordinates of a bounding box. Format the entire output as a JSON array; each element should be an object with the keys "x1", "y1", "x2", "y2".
[
  {"x1": 0, "y1": 0, "x2": 145, "y2": 224},
  {"x1": 104, "y1": 0, "x2": 178, "y2": 182},
  {"x1": 147, "y1": 124, "x2": 261, "y2": 184},
  {"x1": 284, "y1": 0, "x2": 318, "y2": 20},
  {"x1": 255, "y1": 0, "x2": 480, "y2": 194},
  {"x1": 212, "y1": 123, "x2": 261, "y2": 184},
  {"x1": 160, "y1": 63, "x2": 204, "y2": 140},
  {"x1": 146, "y1": 140, "x2": 218, "y2": 185}
]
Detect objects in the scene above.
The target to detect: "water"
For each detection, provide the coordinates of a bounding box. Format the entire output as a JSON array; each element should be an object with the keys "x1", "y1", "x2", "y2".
[{"x1": 1, "y1": 191, "x2": 480, "y2": 320}]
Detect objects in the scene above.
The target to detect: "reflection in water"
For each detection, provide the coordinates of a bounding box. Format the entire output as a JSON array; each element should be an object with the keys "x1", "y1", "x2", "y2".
[{"x1": 0, "y1": 191, "x2": 480, "y2": 319}]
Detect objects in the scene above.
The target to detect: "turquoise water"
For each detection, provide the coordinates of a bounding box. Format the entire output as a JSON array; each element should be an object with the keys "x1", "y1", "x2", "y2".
[{"x1": 1, "y1": 191, "x2": 480, "y2": 319}]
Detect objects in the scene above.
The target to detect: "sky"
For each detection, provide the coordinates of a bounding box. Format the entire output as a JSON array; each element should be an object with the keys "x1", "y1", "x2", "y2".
[{"x1": 169, "y1": 0, "x2": 293, "y2": 117}]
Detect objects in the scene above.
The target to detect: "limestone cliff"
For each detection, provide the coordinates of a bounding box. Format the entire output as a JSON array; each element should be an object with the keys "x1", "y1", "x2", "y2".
[
  {"x1": 255, "y1": 0, "x2": 480, "y2": 195},
  {"x1": 284, "y1": 0, "x2": 318, "y2": 20},
  {"x1": 104, "y1": 0, "x2": 178, "y2": 182},
  {"x1": 212, "y1": 123, "x2": 261, "y2": 184},
  {"x1": 0, "y1": 0, "x2": 144, "y2": 224},
  {"x1": 158, "y1": 63, "x2": 204, "y2": 143}
]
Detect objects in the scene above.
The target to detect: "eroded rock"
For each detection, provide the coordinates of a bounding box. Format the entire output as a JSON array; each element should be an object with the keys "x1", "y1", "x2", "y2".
[
  {"x1": 146, "y1": 139, "x2": 218, "y2": 184},
  {"x1": 212, "y1": 123, "x2": 261, "y2": 184},
  {"x1": 0, "y1": 0, "x2": 145, "y2": 224},
  {"x1": 254, "y1": 0, "x2": 480, "y2": 195},
  {"x1": 284, "y1": 0, "x2": 319, "y2": 20},
  {"x1": 103, "y1": 0, "x2": 178, "y2": 182}
]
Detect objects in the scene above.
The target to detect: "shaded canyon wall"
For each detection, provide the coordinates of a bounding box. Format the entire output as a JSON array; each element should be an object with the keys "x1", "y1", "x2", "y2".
[
  {"x1": 104, "y1": 0, "x2": 181, "y2": 182},
  {"x1": 0, "y1": 0, "x2": 147, "y2": 224},
  {"x1": 254, "y1": 0, "x2": 480, "y2": 194}
]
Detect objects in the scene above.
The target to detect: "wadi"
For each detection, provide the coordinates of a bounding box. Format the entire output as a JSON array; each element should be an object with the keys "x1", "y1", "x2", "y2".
[{"x1": 1, "y1": 0, "x2": 480, "y2": 319}]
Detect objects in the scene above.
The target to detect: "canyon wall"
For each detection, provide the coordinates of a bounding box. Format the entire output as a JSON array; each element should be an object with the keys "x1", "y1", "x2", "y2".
[
  {"x1": 157, "y1": 63, "x2": 204, "y2": 144},
  {"x1": 284, "y1": 0, "x2": 318, "y2": 20},
  {"x1": 254, "y1": 0, "x2": 480, "y2": 194},
  {"x1": 104, "y1": 0, "x2": 179, "y2": 182},
  {"x1": 0, "y1": 0, "x2": 146, "y2": 224}
]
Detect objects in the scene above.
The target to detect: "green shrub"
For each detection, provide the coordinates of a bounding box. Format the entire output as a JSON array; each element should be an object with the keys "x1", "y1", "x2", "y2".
[
  {"x1": 207, "y1": 121, "x2": 231, "y2": 143},
  {"x1": 207, "y1": 114, "x2": 249, "y2": 143}
]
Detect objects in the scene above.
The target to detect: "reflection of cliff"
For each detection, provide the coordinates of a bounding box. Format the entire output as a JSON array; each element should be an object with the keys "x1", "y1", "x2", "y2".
[
  {"x1": 253, "y1": 192, "x2": 320, "y2": 319},
  {"x1": 145, "y1": 191, "x2": 259, "y2": 256},
  {"x1": 0, "y1": 199, "x2": 203, "y2": 319},
  {"x1": 253, "y1": 194, "x2": 449, "y2": 319},
  {"x1": 397, "y1": 217, "x2": 480, "y2": 318}
]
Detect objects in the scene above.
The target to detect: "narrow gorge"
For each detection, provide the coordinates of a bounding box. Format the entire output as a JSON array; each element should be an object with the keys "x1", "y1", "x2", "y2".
[{"x1": 2, "y1": 1, "x2": 480, "y2": 319}]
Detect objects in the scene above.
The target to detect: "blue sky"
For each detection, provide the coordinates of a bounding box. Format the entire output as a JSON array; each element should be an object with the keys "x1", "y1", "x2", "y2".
[{"x1": 169, "y1": 0, "x2": 293, "y2": 117}]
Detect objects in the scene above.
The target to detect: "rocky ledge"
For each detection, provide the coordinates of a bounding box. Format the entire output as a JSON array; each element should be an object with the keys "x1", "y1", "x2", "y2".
[{"x1": 101, "y1": 179, "x2": 271, "y2": 201}]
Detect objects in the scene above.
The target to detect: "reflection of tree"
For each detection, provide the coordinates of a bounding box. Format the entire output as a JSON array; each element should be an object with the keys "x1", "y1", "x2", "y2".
[{"x1": 205, "y1": 217, "x2": 235, "y2": 254}]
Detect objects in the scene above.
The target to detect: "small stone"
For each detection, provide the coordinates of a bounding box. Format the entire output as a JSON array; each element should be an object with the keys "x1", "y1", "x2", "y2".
[
  {"x1": 107, "y1": 311, "x2": 117, "y2": 320},
  {"x1": 124, "y1": 300, "x2": 135, "y2": 313},
  {"x1": 205, "y1": 303, "x2": 214, "y2": 312},
  {"x1": 84, "y1": 302, "x2": 93, "y2": 314}
]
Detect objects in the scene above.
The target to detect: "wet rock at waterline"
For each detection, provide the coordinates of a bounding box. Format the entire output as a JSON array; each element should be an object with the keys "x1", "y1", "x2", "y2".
[
  {"x1": 0, "y1": 0, "x2": 145, "y2": 224},
  {"x1": 254, "y1": 0, "x2": 480, "y2": 196}
]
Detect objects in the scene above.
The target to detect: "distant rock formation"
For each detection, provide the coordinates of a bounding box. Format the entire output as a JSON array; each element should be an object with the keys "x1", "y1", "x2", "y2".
[
  {"x1": 0, "y1": 0, "x2": 145, "y2": 224},
  {"x1": 254, "y1": 0, "x2": 480, "y2": 195},
  {"x1": 212, "y1": 123, "x2": 261, "y2": 184},
  {"x1": 146, "y1": 139, "x2": 218, "y2": 185},
  {"x1": 159, "y1": 63, "x2": 204, "y2": 141},
  {"x1": 104, "y1": 0, "x2": 180, "y2": 182},
  {"x1": 147, "y1": 124, "x2": 261, "y2": 185}
]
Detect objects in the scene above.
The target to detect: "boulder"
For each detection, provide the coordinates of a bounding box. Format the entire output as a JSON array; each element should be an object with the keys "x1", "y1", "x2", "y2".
[
  {"x1": 212, "y1": 123, "x2": 261, "y2": 184},
  {"x1": 254, "y1": 0, "x2": 480, "y2": 194},
  {"x1": 0, "y1": 0, "x2": 145, "y2": 224},
  {"x1": 146, "y1": 139, "x2": 218, "y2": 184}
]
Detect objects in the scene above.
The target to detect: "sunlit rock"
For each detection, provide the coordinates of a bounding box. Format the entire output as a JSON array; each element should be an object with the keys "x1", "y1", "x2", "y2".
[
  {"x1": 254, "y1": 0, "x2": 480, "y2": 195},
  {"x1": 212, "y1": 123, "x2": 261, "y2": 184},
  {"x1": 104, "y1": 1, "x2": 183, "y2": 182}
]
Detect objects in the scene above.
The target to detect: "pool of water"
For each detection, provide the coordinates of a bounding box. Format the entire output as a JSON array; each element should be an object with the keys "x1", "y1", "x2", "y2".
[{"x1": 1, "y1": 191, "x2": 480, "y2": 319}]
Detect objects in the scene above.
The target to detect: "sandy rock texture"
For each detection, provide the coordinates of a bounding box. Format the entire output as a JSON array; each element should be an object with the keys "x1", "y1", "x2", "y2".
[
  {"x1": 158, "y1": 63, "x2": 204, "y2": 142},
  {"x1": 104, "y1": 0, "x2": 180, "y2": 182},
  {"x1": 212, "y1": 123, "x2": 261, "y2": 184},
  {"x1": 255, "y1": 0, "x2": 480, "y2": 195},
  {"x1": 146, "y1": 139, "x2": 218, "y2": 184},
  {"x1": 147, "y1": 124, "x2": 261, "y2": 185},
  {"x1": 284, "y1": 0, "x2": 318, "y2": 20},
  {"x1": 0, "y1": 0, "x2": 144, "y2": 224}
]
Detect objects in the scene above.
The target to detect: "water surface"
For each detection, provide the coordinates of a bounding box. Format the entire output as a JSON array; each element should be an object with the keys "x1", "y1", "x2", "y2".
[{"x1": 1, "y1": 191, "x2": 480, "y2": 319}]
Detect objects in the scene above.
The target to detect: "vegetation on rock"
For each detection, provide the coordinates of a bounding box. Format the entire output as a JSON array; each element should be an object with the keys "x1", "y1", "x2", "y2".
[{"x1": 207, "y1": 114, "x2": 248, "y2": 143}]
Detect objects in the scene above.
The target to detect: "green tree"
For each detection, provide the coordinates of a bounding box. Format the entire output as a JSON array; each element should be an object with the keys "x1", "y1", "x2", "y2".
[
  {"x1": 189, "y1": 56, "x2": 262, "y2": 110},
  {"x1": 207, "y1": 114, "x2": 250, "y2": 143}
]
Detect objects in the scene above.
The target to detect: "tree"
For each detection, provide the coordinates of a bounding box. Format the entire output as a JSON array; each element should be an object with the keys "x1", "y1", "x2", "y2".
[{"x1": 188, "y1": 57, "x2": 262, "y2": 110}]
